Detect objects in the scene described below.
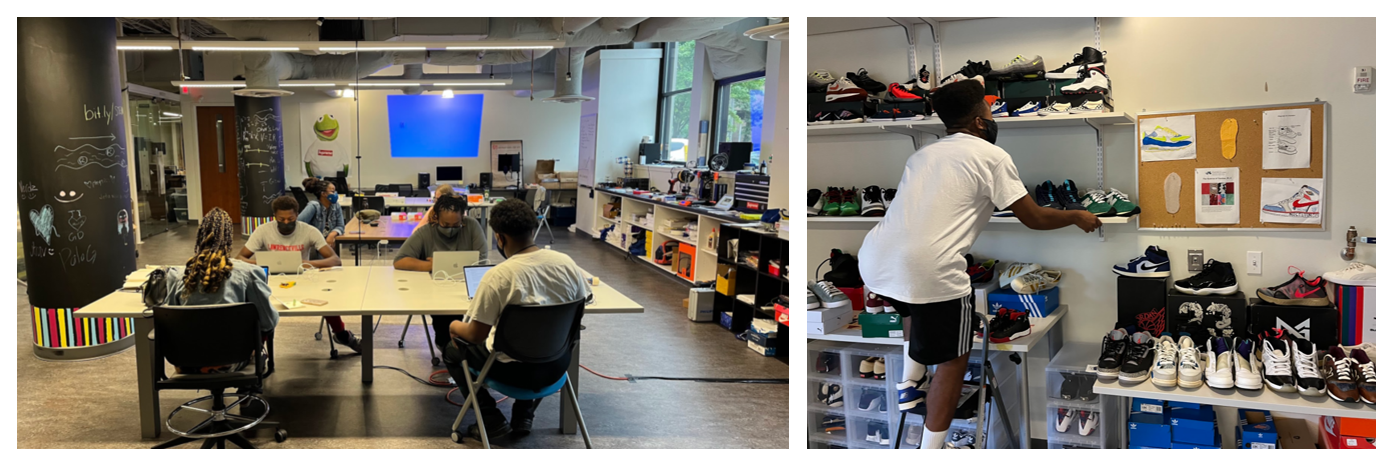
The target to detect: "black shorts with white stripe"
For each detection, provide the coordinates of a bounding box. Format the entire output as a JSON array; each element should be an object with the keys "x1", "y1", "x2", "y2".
[{"x1": 880, "y1": 294, "x2": 977, "y2": 366}]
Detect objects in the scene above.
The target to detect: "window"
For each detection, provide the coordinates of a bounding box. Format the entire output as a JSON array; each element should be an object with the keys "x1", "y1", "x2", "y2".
[
  {"x1": 657, "y1": 40, "x2": 695, "y2": 163},
  {"x1": 713, "y1": 73, "x2": 765, "y2": 163}
]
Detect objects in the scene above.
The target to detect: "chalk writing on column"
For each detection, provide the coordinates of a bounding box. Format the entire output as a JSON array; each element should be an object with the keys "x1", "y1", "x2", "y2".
[
  {"x1": 239, "y1": 108, "x2": 281, "y2": 143},
  {"x1": 55, "y1": 189, "x2": 83, "y2": 203},
  {"x1": 82, "y1": 104, "x2": 124, "y2": 125},
  {"x1": 19, "y1": 181, "x2": 38, "y2": 200},
  {"x1": 54, "y1": 143, "x2": 127, "y2": 171},
  {"x1": 60, "y1": 244, "x2": 98, "y2": 267},
  {"x1": 28, "y1": 205, "x2": 57, "y2": 244},
  {"x1": 67, "y1": 210, "x2": 87, "y2": 241}
]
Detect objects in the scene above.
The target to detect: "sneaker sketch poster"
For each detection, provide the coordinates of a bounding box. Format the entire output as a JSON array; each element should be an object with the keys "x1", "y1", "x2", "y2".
[
  {"x1": 1262, "y1": 108, "x2": 1311, "y2": 169},
  {"x1": 1194, "y1": 167, "x2": 1239, "y2": 224},
  {"x1": 1259, "y1": 178, "x2": 1322, "y2": 224},
  {"x1": 1139, "y1": 115, "x2": 1197, "y2": 162}
]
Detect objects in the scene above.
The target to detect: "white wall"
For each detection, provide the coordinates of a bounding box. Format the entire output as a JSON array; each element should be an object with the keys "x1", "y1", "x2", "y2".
[
  {"x1": 808, "y1": 17, "x2": 1375, "y2": 440},
  {"x1": 575, "y1": 49, "x2": 662, "y2": 236},
  {"x1": 763, "y1": 39, "x2": 789, "y2": 213}
]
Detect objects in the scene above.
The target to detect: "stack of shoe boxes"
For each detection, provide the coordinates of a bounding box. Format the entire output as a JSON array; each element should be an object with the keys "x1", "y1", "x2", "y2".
[
  {"x1": 1118, "y1": 276, "x2": 1169, "y2": 337},
  {"x1": 807, "y1": 341, "x2": 904, "y2": 449},
  {"x1": 1318, "y1": 416, "x2": 1375, "y2": 449},
  {"x1": 808, "y1": 303, "x2": 853, "y2": 336},
  {"x1": 988, "y1": 286, "x2": 1062, "y2": 319},
  {"x1": 1247, "y1": 298, "x2": 1341, "y2": 348},
  {"x1": 1166, "y1": 291, "x2": 1247, "y2": 340},
  {"x1": 1235, "y1": 409, "x2": 1279, "y2": 449},
  {"x1": 1127, "y1": 398, "x2": 1170, "y2": 449},
  {"x1": 1332, "y1": 284, "x2": 1376, "y2": 346},
  {"x1": 1046, "y1": 342, "x2": 1125, "y2": 449},
  {"x1": 1168, "y1": 402, "x2": 1220, "y2": 449}
]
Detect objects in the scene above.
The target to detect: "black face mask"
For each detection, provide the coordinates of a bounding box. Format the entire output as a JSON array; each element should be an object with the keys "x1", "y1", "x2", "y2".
[
  {"x1": 277, "y1": 221, "x2": 296, "y2": 236},
  {"x1": 980, "y1": 117, "x2": 999, "y2": 145}
]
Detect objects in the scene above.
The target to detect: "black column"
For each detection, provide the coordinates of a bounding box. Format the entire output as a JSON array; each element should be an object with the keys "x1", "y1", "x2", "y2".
[
  {"x1": 17, "y1": 17, "x2": 138, "y2": 357},
  {"x1": 234, "y1": 94, "x2": 286, "y2": 235}
]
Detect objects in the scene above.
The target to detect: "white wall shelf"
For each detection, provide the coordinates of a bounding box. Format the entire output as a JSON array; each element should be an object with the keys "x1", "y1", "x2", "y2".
[
  {"x1": 808, "y1": 215, "x2": 1136, "y2": 226},
  {"x1": 808, "y1": 112, "x2": 1135, "y2": 138},
  {"x1": 1093, "y1": 378, "x2": 1376, "y2": 420},
  {"x1": 808, "y1": 305, "x2": 1068, "y2": 354}
]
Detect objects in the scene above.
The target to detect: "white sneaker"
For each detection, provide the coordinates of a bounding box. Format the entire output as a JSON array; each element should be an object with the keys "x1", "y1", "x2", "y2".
[
  {"x1": 989, "y1": 100, "x2": 1009, "y2": 118},
  {"x1": 1204, "y1": 337, "x2": 1235, "y2": 389},
  {"x1": 1262, "y1": 336, "x2": 1297, "y2": 393},
  {"x1": 998, "y1": 262, "x2": 1043, "y2": 289},
  {"x1": 1068, "y1": 99, "x2": 1110, "y2": 114},
  {"x1": 1150, "y1": 335, "x2": 1179, "y2": 387},
  {"x1": 1055, "y1": 408, "x2": 1077, "y2": 433},
  {"x1": 1291, "y1": 338, "x2": 1327, "y2": 397},
  {"x1": 1077, "y1": 410, "x2": 1099, "y2": 436},
  {"x1": 1061, "y1": 68, "x2": 1110, "y2": 94},
  {"x1": 1234, "y1": 339, "x2": 1264, "y2": 390},
  {"x1": 1037, "y1": 101, "x2": 1072, "y2": 116},
  {"x1": 825, "y1": 77, "x2": 867, "y2": 102},
  {"x1": 1011, "y1": 269, "x2": 1062, "y2": 294},
  {"x1": 1177, "y1": 335, "x2": 1204, "y2": 388},
  {"x1": 1324, "y1": 262, "x2": 1376, "y2": 286}
]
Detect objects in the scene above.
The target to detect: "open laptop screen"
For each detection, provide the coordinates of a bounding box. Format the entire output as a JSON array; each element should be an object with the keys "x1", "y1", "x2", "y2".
[{"x1": 463, "y1": 265, "x2": 494, "y2": 299}]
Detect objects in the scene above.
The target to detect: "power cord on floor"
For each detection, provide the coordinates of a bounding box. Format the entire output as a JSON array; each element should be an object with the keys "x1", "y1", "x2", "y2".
[
  {"x1": 373, "y1": 365, "x2": 508, "y2": 407},
  {"x1": 579, "y1": 364, "x2": 788, "y2": 384}
]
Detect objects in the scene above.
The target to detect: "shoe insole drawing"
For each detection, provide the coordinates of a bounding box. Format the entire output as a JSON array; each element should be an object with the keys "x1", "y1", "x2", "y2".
[
  {"x1": 1164, "y1": 172, "x2": 1182, "y2": 214},
  {"x1": 1220, "y1": 118, "x2": 1239, "y2": 159}
]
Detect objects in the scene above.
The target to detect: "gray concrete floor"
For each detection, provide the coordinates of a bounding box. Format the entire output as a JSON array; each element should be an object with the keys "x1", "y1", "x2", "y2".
[{"x1": 16, "y1": 224, "x2": 788, "y2": 449}]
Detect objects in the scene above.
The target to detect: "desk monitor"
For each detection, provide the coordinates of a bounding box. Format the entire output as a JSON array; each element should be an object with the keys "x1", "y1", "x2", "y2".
[
  {"x1": 257, "y1": 251, "x2": 302, "y2": 274},
  {"x1": 463, "y1": 265, "x2": 495, "y2": 299},
  {"x1": 437, "y1": 166, "x2": 464, "y2": 184},
  {"x1": 432, "y1": 251, "x2": 481, "y2": 277},
  {"x1": 497, "y1": 153, "x2": 520, "y2": 174}
]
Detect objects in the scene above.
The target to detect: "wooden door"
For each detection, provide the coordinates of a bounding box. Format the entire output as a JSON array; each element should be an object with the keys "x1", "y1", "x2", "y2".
[{"x1": 196, "y1": 107, "x2": 240, "y2": 220}]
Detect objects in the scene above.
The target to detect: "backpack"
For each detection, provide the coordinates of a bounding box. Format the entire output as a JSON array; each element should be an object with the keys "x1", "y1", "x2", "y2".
[
  {"x1": 819, "y1": 249, "x2": 863, "y2": 288},
  {"x1": 140, "y1": 268, "x2": 174, "y2": 309}
]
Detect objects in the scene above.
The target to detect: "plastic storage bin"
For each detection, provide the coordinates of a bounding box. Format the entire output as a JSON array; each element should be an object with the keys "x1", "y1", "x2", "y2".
[
  {"x1": 1046, "y1": 341, "x2": 1126, "y2": 449},
  {"x1": 805, "y1": 341, "x2": 903, "y2": 449}
]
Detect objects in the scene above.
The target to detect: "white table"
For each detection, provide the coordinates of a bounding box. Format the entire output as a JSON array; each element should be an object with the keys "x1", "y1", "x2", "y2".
[{"x1": 75, "y1": 265, "x2": 643, "y2": 439}]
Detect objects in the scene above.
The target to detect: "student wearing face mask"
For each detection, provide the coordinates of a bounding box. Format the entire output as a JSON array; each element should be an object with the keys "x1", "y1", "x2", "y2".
[
  {"x1": 393, "y1": 193, "x2": 487, "y2": 348},
  {"x1": 298, "y1": 178, "x2": 345, "y2": 252}
]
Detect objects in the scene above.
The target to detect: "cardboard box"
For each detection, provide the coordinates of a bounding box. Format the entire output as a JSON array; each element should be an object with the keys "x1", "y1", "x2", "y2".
[
  {"x1": 1247, "y1": 298, "x2": 1341, "y2": 348},
  {"x1": 1130, "y1": 398, "x2": 1167, "y2": 425},
  {"x1": 807, "y1": 308, "x2": 854, "y2": 335},
  {"x1": 1332, "y1": 284, "x2": 1376, "y2": 345},
  {"x1": 1119, "y1": 276, "x2": 1171, "y2": 337},
  {"x1": 1274, "y1": 418, "x2": 1316, "y2": 449},
  {"x1": 870, "y1": 98, "x2": 931, "y2": 120},
  {"x1": 1318, "y1": 416, "x2": 1374, "y2": 449},
  {"x1": 1236, "y1": 409, "x2": 1279, "y2": 449},
  {"x1": 1170, "y1": 434, "x2": 1222, "y2": 449},
  {"x1": 987, "y1": 287, "x2": 1061, "y2": 318},
  {"x1": 1166, "y1": 290, "x2": 1248, "y2": 339},
  {"x1": 837, "y1": 286, "x2": 865, "y2": 311},
  {"x1": 808, "y1": 305, "x2": 852, "y2": 323},
  {"x1": 746, "y1": 339, "x2": 775, "y2": 356},
  {"x1": 715, "y1": 264, "x2": 736, "y2": 296},
  {"x1": 860, "y1": 312, "x2": 904, "y2": 339},
  {"x1": 1323, "y1": 415, "x2": 1375, "y2": 438}
]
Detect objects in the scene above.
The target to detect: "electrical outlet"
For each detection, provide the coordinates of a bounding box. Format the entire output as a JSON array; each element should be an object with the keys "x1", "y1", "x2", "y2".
[
  {"x1": 1187, "y1": 249, "x2": 1204, "y2": 272},
  {"x1": 1247, "y1": 251, "x2": 1262, "y2": 275}
]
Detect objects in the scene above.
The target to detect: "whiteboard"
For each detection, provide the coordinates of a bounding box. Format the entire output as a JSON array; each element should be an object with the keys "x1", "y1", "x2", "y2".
[{"x1": 578, "y1": 113, "x2": 597, "y2": 186}]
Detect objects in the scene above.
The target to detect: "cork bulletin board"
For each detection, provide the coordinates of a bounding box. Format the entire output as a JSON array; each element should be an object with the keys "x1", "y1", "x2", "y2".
[{"x1": 1136, "y1": 101, "x2": 1327, "y2": 230}]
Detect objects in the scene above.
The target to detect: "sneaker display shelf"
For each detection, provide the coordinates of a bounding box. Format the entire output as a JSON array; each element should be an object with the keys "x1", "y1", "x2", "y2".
[
  {"x1": 1046, "y1": 342, "x2": 1126, "y2": 449},
  {"x1": 715, "y1": 224, "x2": 789, "y2": 354},
  {"x1": 1092, "y1": 375, "x2": 1375, "y2": 420},
  {"x1": 808, "y1": 306, "x2": 1067, "y2": 447},
  {"x1": 809, "y1": 216, "x2": 1135, "y2": 225},
  {"x1": 594, "y1": 188, "x2": 751, "y2": 284}
]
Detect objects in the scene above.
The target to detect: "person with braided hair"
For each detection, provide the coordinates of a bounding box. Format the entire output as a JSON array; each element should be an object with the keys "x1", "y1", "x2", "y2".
[
  {"x1": 394, "y1": 193, "x2": 487, "y2": 349},
  {"x1": 163, "y1": 208, "x2": 278, "y2": 374}
]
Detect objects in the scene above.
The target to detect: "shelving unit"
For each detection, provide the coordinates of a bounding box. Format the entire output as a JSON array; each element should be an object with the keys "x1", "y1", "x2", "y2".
[
  {"x1": 809, "y1": 216, "x2": 1137, "y2": 226},
  {"x1": 715, "y1": 224, "x2": 789, "y2": 356},
  {"x1": 1045, "y1": 342, "x2": 1126, "y2": 449},
  {"x1": 594, "y1": 188, "x2": 744, "y2": 284},
  {"x1": 1092, "y1": 378, "x2": 1376, "y2": 420}
]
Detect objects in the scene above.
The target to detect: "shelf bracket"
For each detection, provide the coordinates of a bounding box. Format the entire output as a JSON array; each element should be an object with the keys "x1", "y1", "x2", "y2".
[
  {"x1": 1085, "y1": 117, "x2": 1107, "y2": 242},
  {"x1": 888, "y1": 17, "x2": 919, "y2": 80},
  {"x1": 882, "y1": 125, "x2": 940, "y2": 149}
]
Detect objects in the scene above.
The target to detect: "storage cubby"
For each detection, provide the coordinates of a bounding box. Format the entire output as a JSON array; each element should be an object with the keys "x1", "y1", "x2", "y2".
[
  {"x1": 1046, "y1": 342, "x2": 1126, "y2": 449},
  {"x1": 715, "y1": 224, "x2": 788, "y2": 356}
]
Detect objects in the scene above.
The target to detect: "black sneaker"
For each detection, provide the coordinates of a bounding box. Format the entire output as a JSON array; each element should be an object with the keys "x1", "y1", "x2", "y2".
[
  {"x1": 1035, "y1": 181, "x2": 1064, "y2": 209},
  {"x1": 1045, "y1": 46, "x2": 1106, "y2": 79},
  {"x1": 860, "y1": 186, "x2": 886, "y2": 217},
  {"x1": 1059, "y1": 373, "x2": 1079, "y2": 400},
  {"x1": 913, "y1": 64, "x2": 935, "y2": 90},
  {"x1": 1259, "y1": 329, "x2": 1297, "y2": 393},
  {"x1": 989, "y1": 310, "x2": 1031, "y2": 343},
  {"x1": 939, "y1": 60, "x2": 993, "y2": 85},
  {"x1": 883, "y1": 189, "x2": 897, "y2": 209},
  {"x1": 1119, "y1": 331, "x2": 1156, "y2": 383},
  {"x1": 808, "y1": 189, "x2": 824, "y2": 216},
  {"x1": 831, "y1": 109, "x2": 863, "y2": 125},
  {"x1": 977, "y1": 306, "x2": 1011, "y2": 338},
  {"x1": 848, "y1": 68, "x2": 887, "y2": 94},
  {"x1": 334, "y1": 330, "x2": 363, "y2": 354},
  {"x1": 1055, "y1": 179, "x2": 1087, "y2": 211},
  {"x1": 1175, "y1": 260, "x2": 1239, "y2": 295},
  {"x1": 1075, "y1": 375, "x2": 1097, "y2": 401},
  {"x1": 1097, "y1": 328, "x2": 1129, "y2": 379},
  {"x1": 809, "y1": 110, "x2": 840, "y2": 126}
]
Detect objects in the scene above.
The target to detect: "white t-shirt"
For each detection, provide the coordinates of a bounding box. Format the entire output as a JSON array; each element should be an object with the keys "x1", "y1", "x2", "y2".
[
  {"x1": 858, "y1": 133, "x2": 1028, "y2": 304},
  {"x1": 466, "y1": 249, "x2": 592, "y2": 362},
  {"x1": 245, "y1": 221, "x2": 328, "y2": 262}
]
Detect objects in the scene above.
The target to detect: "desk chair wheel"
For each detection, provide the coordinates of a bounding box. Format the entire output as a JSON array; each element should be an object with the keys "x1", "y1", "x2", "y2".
[
  {"x1": 398, "y1": 341, "x2": 405, "y2": 348},
  {"x1": 432, "y1": 357, "x2": 441, "y2": 367},
  {"x1": 274, "y1": 429, "x2": 288, "y2": 443},
  {"x1": 450, "y1": 430, "x2": 464, "y2": 444},
  {"x1": 330, "y1": 349, "x2": 339, "y2": 359},
  {"x1": 314, "y1": 332, "x2": 323, "y2": 341}
]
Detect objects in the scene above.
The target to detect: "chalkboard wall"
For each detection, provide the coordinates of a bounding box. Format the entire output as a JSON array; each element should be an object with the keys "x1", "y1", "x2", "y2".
[{"x1": 235, "y1": 95, "x2": 287, "y2": 220}]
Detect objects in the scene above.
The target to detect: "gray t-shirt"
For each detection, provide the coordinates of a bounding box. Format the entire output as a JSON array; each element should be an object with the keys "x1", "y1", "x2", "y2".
[
  {"x1": 246, "y1": 221, "x2": 328, "y2": 262},
  {"x1": 393, "y1": 220, "x2": 487, "y2": 263},
  {"x1": 467, "y1": 249, "x2": 592, "y2": 361},
  {"x1": 164, "y1": 260, "x2": 279, "y2": 333}
]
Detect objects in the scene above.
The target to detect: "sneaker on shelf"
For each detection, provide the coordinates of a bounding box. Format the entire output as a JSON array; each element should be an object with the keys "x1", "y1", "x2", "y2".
[
  {"x1": 1175, "y1": 259, "x2": 1239, "y2": 295},
  {"x1": 1055, "y1": 408, "x2": 1077, "y2": 433},
  {"x1": 866, "y1": 106, "x2": 924, "y2": 122},
  {"x1": 1097, "y1": 328, "x2": 1130, "y2": 379},
  {"x1": 998, "y1": 262, "x2": 1043, "y2": 289},
  {"x1": 887, "y1": 82, "x2": 925, "y2": 101},
  {"x1": 1233, "y1": 338, "x2": 1264, "y2": 390},
  {"x1": 1257, "y1": 266, "x2": 1330, "y2": 306},
  {"x1": 1260, "y1": 184, "x2": 1321, "y2": 217},
  {"x1": 1061, "y1": 68, "x2": 1111, "y2": 94},
  {"x1": 912, "y1": 64, "x2": 935, "y2": 90},
  {"x1": 1078, "y1": 411, "x2": 1099, "y2": 436},
  {"x1": 821, "y1": 414, "x2": 846, "y2": 433},
  {"x1": 1056, "y1": 179, "x2": 1087, "y2": 211},
  {"x1": 1344, "y1": 342, "x2": 1376, "y2": 364},
  {"x1": 1059, "y1": 373, "x2": 1079, "y2": 400},
  {"x1": 1106, "y1": 188, "x2": 1141, "y2": 216},
  {"x1": 1119, "y1": 331, "x2": 1156, "y2": 383},
  {"x1": 1324, "y1": 262, "x2": 1376, "y2": 287},
  {"x1": 1011, "y1": 269, "x2": 1062, "y2": 294},
  {"x1": 873, "y1": 357, "x2": 887, "y2": 381},
  {"x1": 1068, "y1": 99, "x2": 1110, "y2": 114},
  {"x1": 830, "y1": 109, "x2": 863, "y2": 124},
  {"x1": 1045, "y1": 46, "x2": 1106, "y2": 79},
  {"x1": 946, "y1": 430, "x2": 976, "y2": 449},
  {"x1": 1205, "y1": 336, "x2": 1235, "y2": 389},
  {"x1": 1150, "y1": 334, "x2": 1179, "y2": 387},
  {"x1": 858, "y1": 357, "x2": 875, "y2": 379},
  {"x1": 807, "y1": 189, "x2": 824, "y2": 216},
  {"x1": 825, "y1": 77, "x2": 868, "y2": 102},
  {"x1": 967, "y1": 258, "x2": 997, "y2": 284},
  {"x1": 987, "y1": 54, "x2": 1045, "y2": 79},
  {"x1": 1037, "y1": 100, "x2": 1073, "y2": 116},
  {"x1": 807, "y1": 288, "x2": 822, "y2": 310},
  {"x1": 939, "y1": 60, "x2": 992, "y2": 86},
  {"x1": 1177, "y1": 334, "x2": 1204, "y2": 388},
  {"x1": 988, "y1": 99, "x2": 1010, "y2": 118},
  {"x1": 1081, "y1": 189, "x2": 1118, "y2": 217},
  {"x1": 825, "y1": 383, "x2": 844, "y2": 408},
  {"x1": 1351, "y1": 348, "x2": 1377, "y2": 405},
  {"x1": 808, "y1": 110, "x2": 840, "y2": 125},
  {"x1": 820, "y1": 188, "x2": 842, "y2": 216},
  {"x1": 808, "y1": 70, "x2": 837, "y2": 91},
  {"x1": 808, "y1": 280, "x2": 850, "y2": 309},
  {"x1": 864, "y1": 292, "x2": 885, "y2": 314},
  {"x1": 904, "y1": 424, "x2": 923, "y2": 446},
  {"x1": 1034, "y1": 181, "x2": 1063, "y2": 209},
  {"x1": 1289, "y1": 338, "x2": 1326, "y2": 397},
  {"x1": 857, "y1": 388, "x2": 885, "y2": 412},
  {"x1": 989, "y1": 310, "x2": 1032, "y2": 343},
  {"x1": 1011, "y1": 100, "x2": 1042, "y2": 117},
  {"x1": 847, "y1": 68, "x2": 887, "y2": 95},
  {"x1": 1076, "y1": 375, "x2": 1097, "y2": 401},
  {"x1": 873, "y1": 423, "x2": 891, "y2": 445},
  {"x1": 839, "y1": 187, "x2": 861, "y2": 216},
  {"x1": 883, "y1": 189, "x2": 897, "y2": 210},
  {"x1": 860, "y1": 186, "x2": 887, "y2": 217},
  {"x1": 978, "y1": 306, "x2": 1011, "y2": 339},
  {"x1": 1324, "y1": 346, "x2": 1361, "y2": 402},
  {"x1": 992, "y1": 207, "x2": 1015, "y2": 217},
  {"x1": 1113, "y1": 246, "x2": 1171, "y2": 278},
  {"x1": 816, "y1": 352, "x2": 838, "y2": 373},
  {"x1": 897, "y1": 374, "x2": 929, "y2": 411}
]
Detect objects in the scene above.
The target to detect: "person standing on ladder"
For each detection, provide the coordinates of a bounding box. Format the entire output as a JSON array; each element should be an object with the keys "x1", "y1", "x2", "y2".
[{"x1": 855, "y1": 79, "x2": 1100, "y2": 449}]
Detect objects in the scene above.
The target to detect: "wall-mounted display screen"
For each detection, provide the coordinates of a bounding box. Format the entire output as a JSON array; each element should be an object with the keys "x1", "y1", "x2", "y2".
[{"x1": 387, "y1": 94, "x2": 484, "y2": 158}]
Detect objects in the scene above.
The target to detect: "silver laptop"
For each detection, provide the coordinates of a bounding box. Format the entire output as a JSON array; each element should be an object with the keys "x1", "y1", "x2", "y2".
[
  {"x1": 257, "y1": 251, "x2": 303, "y2": 274},
  {"x1": 463, "y1": 265, "x2": 495, "y2": 299},
  {"x1": 432, "y1": 251, "x2": 481, "y2": 277}
]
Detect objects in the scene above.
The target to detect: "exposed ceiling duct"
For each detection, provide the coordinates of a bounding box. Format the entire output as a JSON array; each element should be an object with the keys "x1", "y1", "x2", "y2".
[
  {"x1": 598, "y1": 17, "x2": 648, "y2": 32},
  {"x1": 554, "y1": 18, "x2": 601, "y2": 36},
  {"x1": 633, "y1": 18, "x2": 744, "y2": 42},
  {"x1": 544, "y1": 47, "x2": 592, "y2": 103}
]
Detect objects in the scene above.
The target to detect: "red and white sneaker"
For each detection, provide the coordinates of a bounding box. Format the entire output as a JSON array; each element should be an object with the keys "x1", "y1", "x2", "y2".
[
  {"x1": 825, "y1": 77, "x2": 868, "y2": 102},
  {"x1": 865, "y1": 292, "x2": 885, "y2": 314},
  {"x1": 887, "y1": 82, "x2": 924, "y2": 101}
]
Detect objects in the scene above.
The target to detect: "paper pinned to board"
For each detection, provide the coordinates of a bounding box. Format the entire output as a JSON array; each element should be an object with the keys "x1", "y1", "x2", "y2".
[
  {"x1": 1195, "y1": 167, "x2": 1239, "y2": 224},
  {"x1": 1140, "y1": 115, "x2": 1197, "y2": 162},
  {"x1": 1259, "y1": 178, "x2": 1322, "y2": 224},
  {"x1": 1262, "y1": 108, "x2": 1311, "y2": 169}
]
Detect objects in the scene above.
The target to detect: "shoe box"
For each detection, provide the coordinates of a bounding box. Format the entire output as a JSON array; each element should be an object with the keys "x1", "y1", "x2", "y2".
[
  {"x1": 715, "y1": 264, "x2": 737, "y2": 295},
  {"x1": 718, "y1": 311, "x2": 733, "y2": 330},
  {"x1": 1117, "y1": 277, "x2": 1170, "y2": 337},
  {"x1": 808, "y1": 92, "x2": 869, "y2": 120},
  {"x1": 808, "y1": 307, "x2": 854, "y2": 335},
  {"x1": 836, "y1": 286, "x2": 866, "y2": 311},
  {"x1": 1319, "y1": 416, "x2": 1376, "y2": 449},
  {"x1": 1165, "y1": 290, "x2": 1248, "y2": 339},
  {"x1": 1273, "y1": 418, "x2": 1317, "y2": 449},
  {"x1": 987, "y1": 286, "x2": 1061, "y2": 318},
  {"x1": 1331, "y1": 283, "x2": 1376, "y2": 345},
  {"x1": 746, "y1": 318, "x2": 780, "y2": 348},
  {"x1": 859, "y1": 312, "x2": 904, "y2": 339},
  {"x1": 870, "y1": 98, "x2": 930, "y2": 119},
  {"x1": 1168, "y1": 404, "x2": 1219, "y2": 447},
  {"x1": 1127, "y1": 398, "x2": 1171, "y2": 449},
  {"x1": 1235, "y1": 409, "x2": 1278, "y2": 449},
  {"x1": 999, "y1": 78, "x2": 1049, "y2": 99},
  {"x1": 1246, "y1": 298, "x2": 1341, "y2": 348}
]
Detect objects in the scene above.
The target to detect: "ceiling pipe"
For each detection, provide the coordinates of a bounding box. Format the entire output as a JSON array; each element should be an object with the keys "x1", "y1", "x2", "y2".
[
  {"x1": 554, "y1": 18, "x2": 601, "y2": 36},
  {"x1": 544, "y1": 46, "x2": 593, "y2": 103},
  {"x1": 598, "y1": 17, "x2": 649, "y2": 32},
  {"x1": 398, "y1": 64, "x2": 425, "y2": 95}
]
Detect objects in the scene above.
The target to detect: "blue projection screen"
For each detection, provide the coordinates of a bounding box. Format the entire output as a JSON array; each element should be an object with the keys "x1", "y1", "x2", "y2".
[{"x1": 386, "y1": 94, "x2": 484, "y2": 158}]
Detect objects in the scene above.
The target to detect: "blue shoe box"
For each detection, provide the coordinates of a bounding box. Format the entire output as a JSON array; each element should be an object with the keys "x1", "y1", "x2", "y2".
[
  {"x1": 1236, "y1": 409, "x2": 1279, "y2": 449},
  {"x1": 1129, "y1": 398, "x2": 1167, "y2": 424},
  {"x1": 1170, "y1": 406, "x2": 1218, "y2": 446},
  {"x1": 987, "y1": 287, "x2": 1061, "y2": 318},
  {"x1": 1129, "y1": 417, "x2": 1172, "y2": 449},
  {"x1": 1171, "y1": 432, "x2": 1222, "y2": 449}
]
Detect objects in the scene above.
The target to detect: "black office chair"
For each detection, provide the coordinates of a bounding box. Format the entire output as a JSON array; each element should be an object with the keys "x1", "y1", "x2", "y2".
[
  {"x1": 374, "y1": 184, "x2": 392, "y2": 195},
  {"x1": 289, "y1": 187, "x2": 310, "y2": 210},
  {"x1": 353, "y1": 195, "x2": 386, "y2": 214},
  {"x1": 396, "y1": 184, "x2": 415, "y2": 198},
  {"x1": 449, "y1": 298, "x2": 592, "y2": 448},
  {"x1": 151, "y1": 303, "x2": 287, "y2": 449}
]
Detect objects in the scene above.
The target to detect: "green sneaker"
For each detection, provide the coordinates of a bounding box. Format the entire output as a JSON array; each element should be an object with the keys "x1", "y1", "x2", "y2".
[
  {"x1": 1107, "y1": 188, "x2": 1140, "y2": 216},
  {"x1": 840, "y1": 188, "x2": 860, "y2": 216},
  {"x1": 821, "y1": 188, "x2": 842, "y2": 216},
  {"x1": 1082, "y1": 189, "x2": 1118, "y2": 216}
]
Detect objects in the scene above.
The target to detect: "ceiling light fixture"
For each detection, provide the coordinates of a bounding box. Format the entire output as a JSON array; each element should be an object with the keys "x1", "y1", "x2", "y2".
[
  {"x1": 445, "y1": 45, "x2": 554, "y2": 51},
  {"x1": 177, "y1": 83, "x2": 246, "y2": 88},
  {"x1": 342, "y1": 88, "x2": 355, "y2": 99},
  {"x1": 348, "y1": 82, "x2": 421, "y2": 87},
  {"x1": 117, "y1": 45, "x2": 175, "y2": 51},
  {"x1": 191, "y1": 46, "x2": 302, "y2": 52},
  {"x1": 442, "y1": 89, "x2": 455, "y2": 99},
  {"x1": 319, "y1": 46, "x2": 427, "y2": 52},
  {"x1": 162, "y1": 112, "x2": 182, "y2": 117},
  {"x1": 430, "y1": 82, "x2": 507, "y2": 87}
]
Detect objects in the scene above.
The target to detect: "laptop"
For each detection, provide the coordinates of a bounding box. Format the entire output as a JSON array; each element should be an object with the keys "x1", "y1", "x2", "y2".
[
  {"x1": 257, "y1": 251, "x2": 303, "y2": 274},
  {"x1": 432, "y1": 251, "x2": 481, "y2": 277},
  {"x1": 462, "y1": 265, "x2": 495, "y2": 299}
]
